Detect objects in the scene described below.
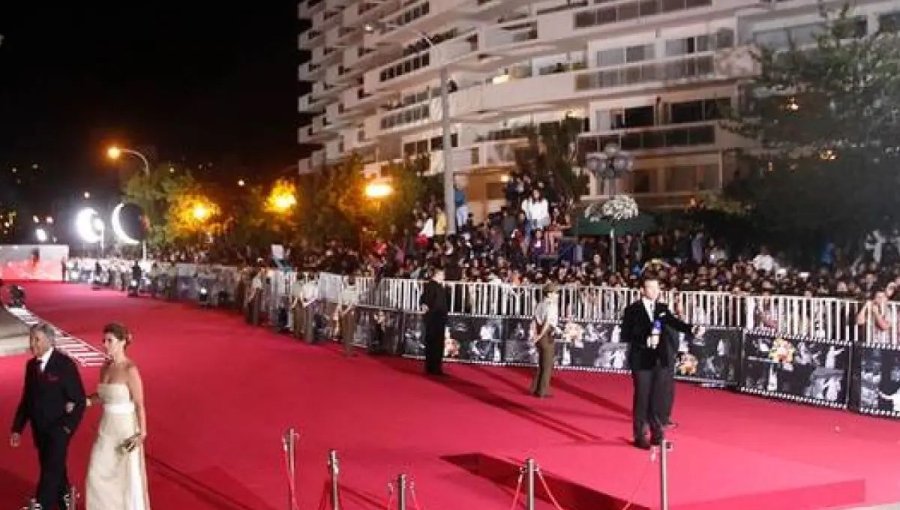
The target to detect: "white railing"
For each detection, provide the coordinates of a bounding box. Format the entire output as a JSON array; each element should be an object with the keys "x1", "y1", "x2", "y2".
[
  {"x1": 314, "y1": 273, "x2": 876, "y2": 343},
  {"x1": 66, "y1": 260, "x2": 898, "y2": 345}
]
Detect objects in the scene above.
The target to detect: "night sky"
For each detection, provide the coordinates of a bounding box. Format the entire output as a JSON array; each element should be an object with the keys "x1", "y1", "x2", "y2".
[{"x1": 0, "y1": 2, "x2": 305, "y2": 208}]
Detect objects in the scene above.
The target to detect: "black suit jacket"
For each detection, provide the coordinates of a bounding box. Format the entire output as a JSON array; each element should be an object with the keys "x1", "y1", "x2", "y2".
[
  {"x1": 420, "y1": 280, "x2": 449, "y2": 318},
  {"x1": 622, "y1": 300, "x2": 692, "y2": 370},
  {"x1": 12, "y1": 350, "x2": 86, "y2": 438}
]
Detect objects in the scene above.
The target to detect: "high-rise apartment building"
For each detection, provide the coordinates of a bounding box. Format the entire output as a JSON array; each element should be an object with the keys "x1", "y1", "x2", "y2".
[{"x1": 297, "y1": 0, "x2": 900, "y2": 219}]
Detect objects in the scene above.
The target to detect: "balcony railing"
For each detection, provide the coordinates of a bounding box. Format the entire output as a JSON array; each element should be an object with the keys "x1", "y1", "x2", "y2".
[
  {"x1": 574, "y1": 54, "x2": 715, "y2": 91},
  {"x1": 573, "y1": 0, "x2": 712, "y2": 30},
  {"x1": 578, "y1": 121, "x2": 718, "y2": 155}
]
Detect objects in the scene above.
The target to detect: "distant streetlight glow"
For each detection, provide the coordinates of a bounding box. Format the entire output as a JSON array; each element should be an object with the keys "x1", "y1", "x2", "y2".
[
  {"x1": 83, "y1": 191, "x2": 91, "y2": 199},
  {"x1": 35, "y1": 228, "x2": 48, "y2": 243},
  {"x1": 237, "y1": 179, "x2": 246, "y2": 187},
  {"x1": 75, "y1": 207, "x2": 104, "y2": 244},
  {"x1": 192, "y1": 203, "x2": 210, "y2": 221},
  {"x1": 364, "y1": 181, "x2": 393, "y2": 199},
  {"x1": 107, "y1": 146, "x2": 122, "y2": 160},
  {"x1": 265, "y1": 179, "x2": 298, "y2": 214},
  {"x1": 45, "y1": 216, "x2": 53, "y2": 224}
]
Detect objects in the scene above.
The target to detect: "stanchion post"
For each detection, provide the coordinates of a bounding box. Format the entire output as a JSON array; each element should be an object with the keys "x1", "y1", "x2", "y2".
[
  {"x1": 526, "y1": 458, "x2": 536, "y2": 510},
  {"x1": 328, "y1": 449, "x2": 340, "y2": 510},
  {"x1": 397, "y1": 474, "x2": 408, "y2": 510},
  {"x1": 660, "y1": 440, "x2": 670, "y2": 510},
  {"x1": 283, "y1": 427, "x2": 299, "y2": 510}
]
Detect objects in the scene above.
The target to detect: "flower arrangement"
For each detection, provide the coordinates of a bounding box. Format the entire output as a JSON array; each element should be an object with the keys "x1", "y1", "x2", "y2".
[
  {"x1": 601, "y1": 195, "x2": 639, "y2": 221},
  {"x1": 676, "y1": 353, "x2": 699, "y2": 376},
  {"x1": 769, "y1": 338, "x2": 796, "y2": 364},
  {"x1": 584, "y1": 194, "x2": 640, "y2": 222}
]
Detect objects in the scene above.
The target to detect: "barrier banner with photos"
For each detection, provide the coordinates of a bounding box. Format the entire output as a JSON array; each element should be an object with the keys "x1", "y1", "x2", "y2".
[
  {"x1": 401, "y1": 313, "x2": 426, "y2": 357},
  {"x1": 503, "y1": 319, "x2": 629, "y2": 372},
  {"x1": 673, "y1": 327, "x2": 742, "y2": 385},
  {"x1": 740, "y1": 330, "x2": 851, "y2": 408},
  {"x1": 353, "y1": 307, "x2": 403, "y2": 354},
  {"x1": 444, "y1": 315, "x2": 505, "y2": 363},
  {"x1": 852, "y1": 343, "x2": 900, "y2": 419}
]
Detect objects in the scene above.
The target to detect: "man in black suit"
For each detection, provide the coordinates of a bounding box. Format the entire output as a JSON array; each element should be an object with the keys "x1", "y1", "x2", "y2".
[
  {"x1": 10, "y1": 323, "x2": 86, "y2": 509},
  {"x1": 420, "y1": 268, "x2": 448, "y2": 375},
  {"x1": 621, "y1": 278, "x2": 696, "y2": 449}
]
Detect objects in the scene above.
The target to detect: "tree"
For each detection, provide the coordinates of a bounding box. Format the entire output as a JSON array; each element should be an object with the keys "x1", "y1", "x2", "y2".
[
  {"x1": 724, "y1": 6, "x2": 900, "y2": 258},
  {"x1": 164, "y1": 192, "x2": 225, "y2": 243},
  {"x1": 514, "y1": 116, "x2": 590, "y2": 202},
  {"x1": 122, "y1": 164, "x2": 198, "y2": 247}
]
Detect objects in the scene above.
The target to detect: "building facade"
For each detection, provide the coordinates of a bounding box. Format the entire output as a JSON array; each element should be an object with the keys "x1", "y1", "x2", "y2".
[{"x1": 297, "y1": 0, "x2": 900, "y2": 219}]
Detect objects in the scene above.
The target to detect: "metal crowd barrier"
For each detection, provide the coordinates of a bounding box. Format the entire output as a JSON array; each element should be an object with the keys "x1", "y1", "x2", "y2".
[{"x1": 63, "y1": 261, "x2": 897, "y2": 346}]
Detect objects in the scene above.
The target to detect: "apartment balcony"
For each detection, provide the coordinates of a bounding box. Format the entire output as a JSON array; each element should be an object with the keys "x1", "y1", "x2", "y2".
[
  {"x1": 457, "y1": 0, "x2": 519, "y2": 19},
  {"x1": 298, "y1": 61, "x2": 325, "y2": 82},
  {"x1": 298, "y1": 0, "x2": 326, "y2": 19},
  {"x1": 325, "y1": 0, "x2": 352, "y2": 10},
  {"x1": 298, "y1": 157, "x2": 316, "y2": 175},
  {"x1": 577, "y1": 121, "x2": 748, "y2": 159},
  {"x1": 442, "y1": 139, "x2": 527, "y2": 173},
  {"x1": 298, "y1": 126, "x2": 314, "y2": 144},
  {"x1": 539, "y1": 0, "x2": 763, "y2": 45},
  {"x1": 312, "y1": 5, "x2": 343, "y2": 33},
  {"x1": 298, "y1": 94, "x2": 326, "y2": 114},
  {"x1": 310, "y1": 80, "x2": 343, "y2": 101},
  {"x1": 298, "y1": 28, "x2": 324, "y2": 50},
  {"x1": 340, "y1": 85, "x2": 388, "y2": 115},
  {"x1": 368, "y1": 0, "x2": 464, "y2": 48},
  {"x1": 342, "y1": 0, "x2": 400, "y2": 28}
]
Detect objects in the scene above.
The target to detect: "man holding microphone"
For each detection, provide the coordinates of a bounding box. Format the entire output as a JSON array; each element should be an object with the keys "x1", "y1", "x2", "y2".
[{"x1": 622, "y1": 277, "x2": 700, "y2": 449}]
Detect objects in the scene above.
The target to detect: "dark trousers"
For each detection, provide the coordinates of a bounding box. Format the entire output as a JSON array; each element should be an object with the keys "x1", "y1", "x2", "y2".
[
  {"x1": 423, "y1": 313, "x2": 446, "y2": 374},
  {"x1": 293, "y1": 305, "x2": 314, "y2": 342},
  {"x1": 340, "y1": 309, "x2": 357, "y2": 355},
  {"x1": 530, "y1": 335, "x2": 555, "y2": 396},
  {"x1": 245, "y1": 295, "x2": 260, "y2": 325},
  {"x1": 35, "y1": 428, "x2": 71, "y2": 510},
  {"x1": 660, "y1": 366, "x2": 675, "y2": 424},
  {"x1": 631, "y1": 364, "x2": 668, "y2": 441}
]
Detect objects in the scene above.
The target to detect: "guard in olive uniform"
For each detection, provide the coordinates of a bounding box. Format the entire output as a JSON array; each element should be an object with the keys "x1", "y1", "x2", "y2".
[{"x1": 530, "y1": 283, "x2": 560, "y2": 398}]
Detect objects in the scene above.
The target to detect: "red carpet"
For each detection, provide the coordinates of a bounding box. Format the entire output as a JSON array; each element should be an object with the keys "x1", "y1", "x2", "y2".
[{"x1": 1, "y1": 282, "x2": 899, "y2": 509}]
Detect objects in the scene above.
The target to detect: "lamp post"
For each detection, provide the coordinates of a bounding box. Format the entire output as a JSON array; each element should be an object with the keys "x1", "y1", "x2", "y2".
[
  {"x1": 364, "y1": 22, "x2": 456, "y2": 234},
  {"x1": 585, "y1": 144, "x2": 635, "y2": 273},
  {"x1": 107, "y1": 145, "x2": 151, "y2": 259},
  {"x1": 585, "y1": 143, "x2": 634, "y2": 197}
]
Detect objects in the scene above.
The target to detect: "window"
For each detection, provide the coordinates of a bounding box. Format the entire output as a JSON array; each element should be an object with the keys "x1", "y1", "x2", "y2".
[
  {"x1": 880, "y1": 12, "x2": 900, "y2": 31},
  {"x1": 624, "y1": 105, "x2": 654, "y2": 128},
  {"x1": 631, "y1": 170, "x2": 652, "y2": 193},
  {"x1": 670, "y1": 100, "x2": 704, "y2": 124}
]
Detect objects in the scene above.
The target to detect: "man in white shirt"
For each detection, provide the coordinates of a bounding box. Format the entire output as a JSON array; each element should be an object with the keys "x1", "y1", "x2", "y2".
[{"x1": 530, "y1": 283, "x2": 560, "y2": 398}]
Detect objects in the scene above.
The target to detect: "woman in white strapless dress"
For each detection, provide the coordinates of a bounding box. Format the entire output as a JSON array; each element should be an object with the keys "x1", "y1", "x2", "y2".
[{"x1": 84, "y1": 323, "x2": 151, "y2": 510}]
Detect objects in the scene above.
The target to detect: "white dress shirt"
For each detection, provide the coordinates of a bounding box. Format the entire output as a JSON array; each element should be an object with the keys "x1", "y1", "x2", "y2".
[
  {"x1": 641, "y1": 298, "x2": 656, "y2": 322},
  {"x1": 37, "y1": 348, "x2": 54, "y2": 372}
]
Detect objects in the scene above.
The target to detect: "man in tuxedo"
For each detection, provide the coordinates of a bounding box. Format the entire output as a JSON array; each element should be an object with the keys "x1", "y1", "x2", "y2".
[
  {"x1": 10, "y1": 323, "x2": 86, "y2": 509},
  {"x1": 420, "y1": 268, "x2": 448, "y2": 376},
  {"x1": 622, "y1": 278, "x2": 696, "y2": 449}
]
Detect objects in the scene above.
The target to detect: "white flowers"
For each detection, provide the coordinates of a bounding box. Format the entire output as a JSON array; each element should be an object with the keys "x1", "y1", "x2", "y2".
[{"x1": 599, "y1": 195, "x2": 639, "y2": 221}]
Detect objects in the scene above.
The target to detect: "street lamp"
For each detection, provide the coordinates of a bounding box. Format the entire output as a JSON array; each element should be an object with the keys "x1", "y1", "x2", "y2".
[
  {"x1": 585, "y1": 144, "x2": 635, "y2": 273},
  {"x1": 106, "y1": 145, "x2": 150, "y2": 259},
  {"x1": 585, "y1": 143, "x2": 635, "y2": 197},
  {"x1": 364, "y1": 21, "x2": 456, "y2": 233},
  {"x1": 364, "y1": 180, "x2": 393, "y2": 199},
  {"x1": 107, "y1": 145, "x2": 150, "y2": 177}
]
